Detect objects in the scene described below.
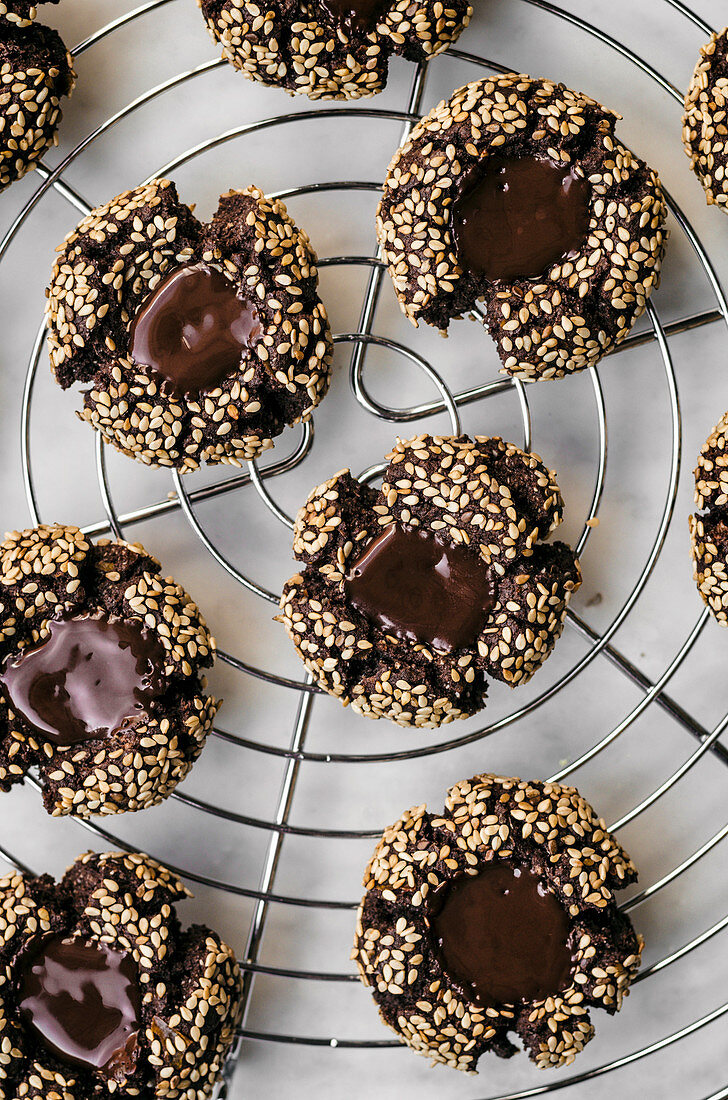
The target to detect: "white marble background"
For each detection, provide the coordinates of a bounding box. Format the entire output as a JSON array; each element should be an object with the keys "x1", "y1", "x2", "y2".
[{"x1": 0, "y1": 1, "x2": 727, "y2": 1097}]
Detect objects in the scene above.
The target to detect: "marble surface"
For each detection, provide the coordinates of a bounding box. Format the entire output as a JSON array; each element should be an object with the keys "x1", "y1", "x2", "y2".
[{"x1": 0, "y1": 1, "x2": 727, "y2": 1097}]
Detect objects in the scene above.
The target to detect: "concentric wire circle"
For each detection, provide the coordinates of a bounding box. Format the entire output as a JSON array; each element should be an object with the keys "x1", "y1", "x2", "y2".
[{"x1": 2, "y1": 1, "x2": 728, "y2": 1096}]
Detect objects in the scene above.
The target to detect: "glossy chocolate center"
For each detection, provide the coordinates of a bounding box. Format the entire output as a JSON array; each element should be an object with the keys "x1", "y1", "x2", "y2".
[
  {"x1": 129, "y1": 262, "x2": 261, "y2": 396},
  {"x1": 0, "y1": 613, "x2": 166, "y2": 746},
  {"x1": 343, "y1": 523, "x2": 496, "y2": 652},
  {"x1": 318, "y1": 0, "x2": 390, "y2": 33},
  {"x1": 18, "y1": 935, "x2": 141, "y2": 1076},
  {"x1": 451, "y1": 155, "x2": 592, "y2": 282},
  {"x1": 431, "y1": 862, "x2": 573, "y2": 1006}
]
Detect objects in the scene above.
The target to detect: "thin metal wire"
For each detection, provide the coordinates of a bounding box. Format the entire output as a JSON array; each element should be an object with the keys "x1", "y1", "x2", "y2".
[
  {"x1": 236, "y1": 681, "x2": 317, "y2": 1055},
  {"x1": 172, "y1": 469, "x2": 281, "y2": 606},
  {"x1": 248, "y1": 460, "x2": 296, "y2": 531},
  {"x1": 623, "y1": 822, "x2": 728, "y2": 913},
  {"x1": 0, "y1": 846, "x2": 33, "y2": 875},
  {"x1": 471, "y1": 1002, "x2": 728, "y2": 1100},
  {"x1": 6, "y1": 0, "x2": 727, "y2": 1095}
]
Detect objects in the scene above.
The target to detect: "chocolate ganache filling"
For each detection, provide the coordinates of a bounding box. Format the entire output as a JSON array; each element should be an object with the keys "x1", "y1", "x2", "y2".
[
  {"x1": 451, "y1": 155, "x2": 592, "y2": 282},
  {"x1": 343, "y1": 523, "x2": 496, "y2": 652},
  {"x1": 0, "y1": 613, "x2": 166, "y2": 746},
  {"x1": 130, "y1": 261, "x2": 261, "y2": 396},
  {"x1": 430, "y1": 861, "x2": 574, "y2": 1006},
  {"x1": 319, "y1": 0, "x2": 390, "y2": 33},
  {"x1": 18, "y1": 935, "x2": 141, "y2": 1076}
]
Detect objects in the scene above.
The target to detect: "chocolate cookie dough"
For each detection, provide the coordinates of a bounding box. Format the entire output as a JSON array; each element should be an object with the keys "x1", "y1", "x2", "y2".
[
  {"x1": 690, "y1": 410, "x2": 728, "y2": 623},
  {"x1": 47, "y1": 179, "x2": 332, "y2": 471},
  {"x1": 0, "y1": 523, "x2": 218, "y2": 816},
  {"x1": 197, "y1": 0, "x2": 472, "y2": 100},
  {"x1": 353, "y1": 773, "x2": 642, "y2": 1070},
  {"x1": 0, "y1": 850, "x2": 242, "y2": 1097},
  {"x1": 378, "y1": 74, "x2": 668, "y2": 382},
  {"x1": 683, "y1": 27, "x2": 728, "y2": 213},
  {"x1": 0, "y1": 0, "x2": 75, "y2": 192},
  {"x1": 278, "y1": 434, "x2": 581, "y2": 727}
]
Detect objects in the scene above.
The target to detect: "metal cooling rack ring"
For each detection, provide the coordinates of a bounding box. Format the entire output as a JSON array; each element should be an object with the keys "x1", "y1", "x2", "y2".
[{"x1": 2, "y1": 1, "x2": 728, "y2": 1097}]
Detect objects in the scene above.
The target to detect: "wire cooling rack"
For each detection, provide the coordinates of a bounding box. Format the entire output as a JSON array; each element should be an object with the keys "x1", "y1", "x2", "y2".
[{"x1": 1, "y1": 0, "x2": 728, "y2": 1097}]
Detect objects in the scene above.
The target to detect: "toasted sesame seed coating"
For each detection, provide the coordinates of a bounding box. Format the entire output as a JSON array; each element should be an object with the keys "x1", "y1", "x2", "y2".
[
  {"x1": 0, "y1": 850, "x2": 243, "y2": 1098},
  {"x1": 197, "y1": 0, "x2": 472, "y2": 101},
  {"x1": 278, "y1": 434, "x2": 580, "y2": 727},
  {"x1": 0, "y1": 1, "x2": 48, "y2": 29},
  {"x1": 0, "y1": 523, "x2": 219, "y2": 817},
  {"x1": 353, "y1": 773, "x2": 642, "y2": 1072},
  {"x1": 0, "y1": 0, "x2": 75, "y2": 192},
  {"x1": 0, "y1": 2, "x2": 59, "y2": 25},
  {"x1": 46, "y1": 179, "x2": 333, "y2": 471},
  {"x1": 690, "y1": 409, "x2": 728, "y2": 624},
  {"x1": 377, "y1": 74, "x2": 668, "y2": 382},
  {"x1": 683, "y1": 28, "x2": 728, "y2": 212}
]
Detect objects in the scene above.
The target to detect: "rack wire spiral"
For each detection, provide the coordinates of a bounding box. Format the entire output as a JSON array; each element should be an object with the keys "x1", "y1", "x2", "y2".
[{"x1": 1, "y1": 0, "x2": 728, "y2": 1096}]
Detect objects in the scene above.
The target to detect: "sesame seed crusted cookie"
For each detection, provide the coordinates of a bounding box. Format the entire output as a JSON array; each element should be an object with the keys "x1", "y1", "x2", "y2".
[
  {"x1": 353, "y1": 773, "x2": 642, "y2": 1072},
  {"x1": 46, "y1": 179, "x2": 333, "y2": 471},
  {"x1": 0, "y1": 0, "x2": 75, "y2": 192},
  {"x1": 683, "y1": 27, "x2": 728, "y2": 212},
  {"x1": 196, "y1": 0, "x2": 473, "y2": 101},
  {"x1": 690, "y1": 410, "x2": 728, "y2": 624},
  {"x1": 0, "y1": 523, "x2": 219, "y2": 817},
  {"x1": 278, "y1": 434, "x2": 581, "y2": 727},
  {"x1": 0, "y1": 850, "x2": 243, "y2": 1098},
  {"x1": 377, "y1": 74, "x2": 668, "y2": 382}
]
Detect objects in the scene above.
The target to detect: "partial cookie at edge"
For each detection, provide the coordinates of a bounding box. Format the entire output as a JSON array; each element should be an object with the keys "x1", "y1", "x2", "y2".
[
  {"x1": 683, "y1": 27, "x2": 728, "y2": 212},
  {"x1": 691, "y1": 409, "x2": 728, "y2": 623},
  {"x1": 0, "y1": 523, "x2": 219, "y2": 816},
  {"x1": 197, "y1": 0, "x2": 473, "y2": 100}
]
